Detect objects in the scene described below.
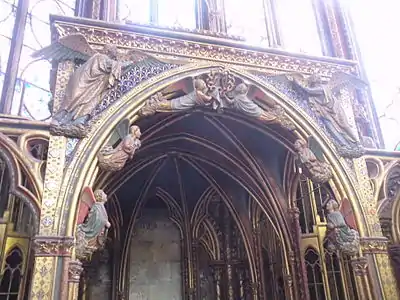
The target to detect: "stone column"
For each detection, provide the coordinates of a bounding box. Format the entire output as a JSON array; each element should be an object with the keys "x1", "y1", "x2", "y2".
[
  {"x1": 31, "y1": 236, "x2": 74, "y2": 300},
  {"x1": 388, "y1": 244, "x2": 400, "y2": 291},
  {"x1": 360, "y1": 237, "x2": 399, "y2": 299},
  {"x1": 288, "y1": 207, "x2": 308, "y2": 300},
  {"x1": 351, "y1": 257, "x2": 374, "y2": 300},
  {"x1": 68, "y1": 260, "x2": 84, "y2": 300}
]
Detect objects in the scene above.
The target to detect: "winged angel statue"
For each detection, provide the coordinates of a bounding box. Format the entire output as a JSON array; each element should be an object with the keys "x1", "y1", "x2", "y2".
[
  {"x1": 324, "y1": 197, "x2": 360, "y2": 255},
  {"x1": 33, "y1": 33, "x2": 167, "y2": 138},
  {"x1": 294, "y1": 137, "x2": 332, "y2": 184},
  {"x1": 281, "y1": 72, "x2": 367, "y2": 157},
  {"x1": 97, "y1": 119, "x2": 141, "y2": 172},
  {"x1": 75, "y1": 186, "x2": 110, "y2": 261}
]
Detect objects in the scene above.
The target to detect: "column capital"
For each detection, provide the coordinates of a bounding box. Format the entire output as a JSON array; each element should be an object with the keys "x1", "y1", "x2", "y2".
[
  {"x1": 360, "y1": 237, "x2": 388, "y2": 254},
  {"x1": 33, "y1": 235, "x2": 75, "y2": 257},
  {"x1": 68, "y1": 260, "x2": 83, "y2": 283},
  {"x1": 351, "y1": 257, "x2": 369, "y2": 276}
]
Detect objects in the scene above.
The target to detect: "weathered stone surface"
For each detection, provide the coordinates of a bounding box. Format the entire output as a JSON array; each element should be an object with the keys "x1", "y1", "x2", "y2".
[{"x1": 129, "y1": 212, "x2": 182, "y2": 299}]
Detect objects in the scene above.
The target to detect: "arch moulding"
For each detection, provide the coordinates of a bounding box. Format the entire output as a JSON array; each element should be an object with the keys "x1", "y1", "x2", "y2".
[{"x1": 50, "y1": 63, "x2": 371, "y2": 238}]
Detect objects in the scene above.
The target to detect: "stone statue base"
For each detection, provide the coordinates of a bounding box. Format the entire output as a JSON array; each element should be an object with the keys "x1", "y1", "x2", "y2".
[
  {"x1": 337, "y1": 143, "x2": 365, "y2": 159},
  {"x1": 50, "y1": 122, "x2": 89, "y2": 139}
]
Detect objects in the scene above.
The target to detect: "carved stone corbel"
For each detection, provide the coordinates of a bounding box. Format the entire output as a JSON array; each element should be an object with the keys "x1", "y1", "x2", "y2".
[{"x1": 68, "y1": 260, "x2": 84, "y2": 283}]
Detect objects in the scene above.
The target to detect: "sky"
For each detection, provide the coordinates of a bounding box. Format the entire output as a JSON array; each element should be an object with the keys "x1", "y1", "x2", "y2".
[{"x1": 347, "y1": 0, "x2": 400, "y2": 150}]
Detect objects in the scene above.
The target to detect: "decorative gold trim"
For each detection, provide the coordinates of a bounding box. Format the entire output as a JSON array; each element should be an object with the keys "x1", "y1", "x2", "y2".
[
  {"x1": 33, "y1": 236, "x2": 74, "y2": 256},
  {"x1": 52, "y1": 15, "x2": 357, "y2": 76},
  {"x1": 360, "y1": 237, "x2": 388, "y2": 254}
]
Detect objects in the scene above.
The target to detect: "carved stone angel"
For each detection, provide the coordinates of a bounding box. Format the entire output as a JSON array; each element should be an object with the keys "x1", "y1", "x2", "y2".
[
  {"x1": 75, "y1": 187, "x2": 110, "y2": 261},
  {"x1": 33, "y1": 34, "x2": 168, "y2": 138},
  {"x1": 97, "y1": 119, "x2": 141, "y2": 172},
  {"x1": 223, "y1": 82, "x2": 295, "y2": 130},
  {"x1": 324, "y1": 198, "x2": 360, "y2": 256},
  {"x1": 294, "y1": 138, "x2": 332, "y2": 184},
  {"x1": 139, "y1": 78, "x2": 215, "y2": 117},
  {"x1": 283, "y1": 72, "x2": 367, "y2": 157}
]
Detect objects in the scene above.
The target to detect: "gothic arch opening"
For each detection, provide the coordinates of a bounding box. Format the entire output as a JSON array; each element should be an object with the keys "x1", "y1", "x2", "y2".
[
  {"x1": 78, "y1": 106, "x2": 297, "y2": 299},
  {"x1": 67, "y1": 66, "x2": 369, "y2": 300}
]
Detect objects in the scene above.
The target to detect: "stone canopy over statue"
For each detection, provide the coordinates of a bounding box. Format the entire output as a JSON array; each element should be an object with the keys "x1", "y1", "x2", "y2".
[
  {"x1": 33, "y1": 33, "x2": 171, "y2": 138},
  {"x1": 139, "y1": 69, "x2": 295, "y2": 131},
  {"x1": 278, "y1": 71, "x2": 367, "y2": 158},
  {"x1": 75, "y1": 187, "x2": 110, "y2": 261}
]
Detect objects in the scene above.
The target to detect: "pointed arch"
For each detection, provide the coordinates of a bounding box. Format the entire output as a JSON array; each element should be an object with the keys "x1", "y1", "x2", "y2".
[{"x1": 57, "y1": 62, "x2": 368, "y2": 244}]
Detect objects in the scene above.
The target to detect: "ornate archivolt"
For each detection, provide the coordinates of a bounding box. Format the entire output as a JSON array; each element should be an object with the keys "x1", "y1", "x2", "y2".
[
  {"x1": 55, "y1": 64, "x2": 369, "y2": 239},
  {"x1": 28, "y1": 15, "x2": 400, "y2": 300}
]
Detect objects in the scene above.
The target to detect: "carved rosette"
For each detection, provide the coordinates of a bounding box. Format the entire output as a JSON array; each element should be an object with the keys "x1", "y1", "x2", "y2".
[
  {"x1": 360, "y1": 237, "x2": 388, "y2": 254},
  {"x1": 68, "y1": 260, "x2": 84, "y2": 282},
  {"x1": 351, "y1": 257, "x2": 369, "y2": 276},
  {"x1": 33, "y1": 236, "x2": 74, "y2": 256}
]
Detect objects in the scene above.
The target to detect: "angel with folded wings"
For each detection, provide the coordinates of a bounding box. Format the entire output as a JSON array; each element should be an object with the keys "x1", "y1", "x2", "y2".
[
  {"x1": 324, "y1": 197, "x2": 359, "y2": 255},
  {"x1": 294, "y1": 137, "x2": 332, "y2": 183},
  {"x1": 33, "y1": 33, "x2": 168, "y2": 138},
  {"x1": 284, "y1": 72, "x2": 367, "y2": 147},
  {"x1": 76, "y1": 187, "x2": 110, "y2": 260},
  {"x1": 97, "y1": 119, "x2": 141, "y2": 172}
]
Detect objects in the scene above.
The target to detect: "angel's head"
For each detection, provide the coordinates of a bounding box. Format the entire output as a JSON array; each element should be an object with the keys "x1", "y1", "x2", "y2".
[
  {"x1": 235, "y1": 83, "x2": 248, "y2": 95},
  {"x1": 193, "y1": 79, "x2": 207, "y2": 92},
  {"x1": 103, "y1": 44, "x2": 118, "y2": 60},
  {"x1": 326, "y1": 199, "x2": 339, "y2": 212},
  {"x1": 94, "y1": 189, "x2": 107, "y2": 203},
  {"x1": 130, "y1": 125, "x2": 141, "y2": 138},
  {"x1": 294, "y1": 139, "x2": 307, "y2": 151},
  {"x1": 308, "y1": 74, "x2": 323, "y2": 86}
]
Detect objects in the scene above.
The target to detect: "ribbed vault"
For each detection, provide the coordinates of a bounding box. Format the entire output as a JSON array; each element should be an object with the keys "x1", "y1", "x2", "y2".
[{"x1": 94, "y1": 108, "x2": 297, "y2": 288}]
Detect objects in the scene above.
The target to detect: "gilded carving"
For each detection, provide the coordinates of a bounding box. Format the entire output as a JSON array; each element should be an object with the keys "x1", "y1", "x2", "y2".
[
  {"x1": 278, "y1": 72, "x2": 367, "y2": 158},
  {"x1": 75, "y1": 187, "x2": 110, "y2": 261},
  {"x1": 294, "y1": 138, "x2": 332, "y2": 183},
  {"x1": 360, "y1": 237, "x2": 388, "y2": 254},
  {"x1": 139, "y1": 69, "x2": 295, "y2": 131},
  {"x1": 33, "y1": 236, "x2": 74, "y2": 256},
  {"x1": 54, "y1": 19, "x2": 356, "y2": 76},
  {"x1": 33, "y1": 34, "x2": 171, "y2": 138},
  {"x1": 97, "y1": 120, "x2": 141, "y2": 172}
]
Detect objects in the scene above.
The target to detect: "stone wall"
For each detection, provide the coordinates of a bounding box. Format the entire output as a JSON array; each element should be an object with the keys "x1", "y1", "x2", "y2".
[{"x1": 129, "y1": 211, "x2": 182, "y2": 299}]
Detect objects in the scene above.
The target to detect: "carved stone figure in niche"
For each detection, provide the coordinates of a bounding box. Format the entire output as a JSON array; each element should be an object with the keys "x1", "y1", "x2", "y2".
[
  {"x1": 139, "y1": 78, "x2": 215, "y2": 116},
  {"x1": 140, "y1": 69, "x2": 295, "y2": 131},
  {"x1": 294, "y1": 138, "x2": 332, "y2": 184},
  {"x1": 281, "y1": 72, "x2": 367, "y2": 158},
  {"x1": 33, "y1": 34, "x2": 169, "y2": 138},
  {"x1": 97, "y1": 119, "x2": 141, "y2": 172},
  {"x1": 324, "y1": 198, "x2": 360, "y2": 256},
  {"x1": 75, "y1": 187, "x2": 110, "y2": 261}
]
